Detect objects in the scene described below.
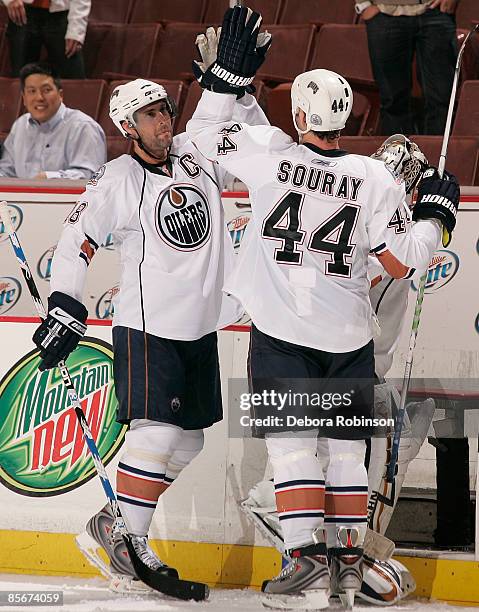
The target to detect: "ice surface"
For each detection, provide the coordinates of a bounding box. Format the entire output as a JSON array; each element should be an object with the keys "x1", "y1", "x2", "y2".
[{"x1": 0, "y1": 574, "x2": 476, "y2": 612}]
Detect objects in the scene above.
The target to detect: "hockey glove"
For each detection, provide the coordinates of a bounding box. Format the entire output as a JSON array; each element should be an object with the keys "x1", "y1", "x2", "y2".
[
  {"x1": 192, "y1": 6, "x2": 272, "y2": 96},
  {"x1": 412, "y1": 167, "x2": 460, "y2": 247},
  {"x1": 32, "y1": 291, "x2": 88, "y2": 371}
]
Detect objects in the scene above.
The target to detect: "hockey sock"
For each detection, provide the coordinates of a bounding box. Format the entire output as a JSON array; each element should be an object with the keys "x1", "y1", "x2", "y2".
[
  {"x1": 165, "y1": 429, "x2": 204, "y2": 483},
  {"x1": 324, "y1": 438, "x2": 368, "y2": 548},
  {"x1": 116, "y1": 420, "x2": 184, "y2": 536},
  {"x1": 266, "y1": 431, "x2": 325, "y2": 550}
]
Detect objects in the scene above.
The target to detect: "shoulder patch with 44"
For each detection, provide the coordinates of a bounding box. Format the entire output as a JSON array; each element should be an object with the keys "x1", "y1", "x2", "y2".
[{"x1": 219, "y1": 123, "x2": 242, "y2": 135}]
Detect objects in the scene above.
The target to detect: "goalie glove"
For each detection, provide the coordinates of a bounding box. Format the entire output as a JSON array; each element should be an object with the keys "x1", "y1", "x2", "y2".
[
  {"x1": 32, "y1": 291, "x2": 88, "y2": 371},
  {"x1": 192, "y1": 5, "x2": 272, "y2": 96},
  {"x1": 412, "y1": 167, "x2": 459, "y2": 247}
]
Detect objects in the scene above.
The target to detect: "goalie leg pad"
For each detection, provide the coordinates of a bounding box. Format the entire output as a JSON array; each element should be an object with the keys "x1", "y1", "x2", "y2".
[
  {"x1": 368, "y1": 397, "x2": 435, "y2": 535},
  {"x1": 359, "y1": 557, "x2": 416, "y2": 606}
]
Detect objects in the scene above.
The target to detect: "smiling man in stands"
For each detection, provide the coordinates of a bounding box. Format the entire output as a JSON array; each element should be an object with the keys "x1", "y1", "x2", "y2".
[{"x1": 0, "y1": 62, "x2": 106, "y2": 179}]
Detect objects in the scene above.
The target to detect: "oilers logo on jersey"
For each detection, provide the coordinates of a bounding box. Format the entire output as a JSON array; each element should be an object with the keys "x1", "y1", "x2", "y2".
[{"x1": 155, "y1": 184, "x2": 211, "y2": 250}]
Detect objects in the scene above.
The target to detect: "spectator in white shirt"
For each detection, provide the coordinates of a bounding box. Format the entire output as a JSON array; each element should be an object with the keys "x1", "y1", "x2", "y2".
[
  {"x1": 0, "y1": 62, "x2": 106, "y2": 179},
  {"x1": 2, "y1": 0, "x2": 90, "y2": 77}
]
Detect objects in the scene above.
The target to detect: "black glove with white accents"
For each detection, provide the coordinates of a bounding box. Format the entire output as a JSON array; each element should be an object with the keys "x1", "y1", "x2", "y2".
[
  {"x1": 32, "y1": 291, "x2": 88, "y2": 371},
  {"x1": 192, "y1": 5, "x2": 272, "y2": 96},
  {"x1": 412, "y1": 166, "x2": 460, "y2": 247}
]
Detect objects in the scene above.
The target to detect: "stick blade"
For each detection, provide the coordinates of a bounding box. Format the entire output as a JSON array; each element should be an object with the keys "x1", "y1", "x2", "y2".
[{"x1": 123, "y1": 535, "x2": 209, "y2": 601}]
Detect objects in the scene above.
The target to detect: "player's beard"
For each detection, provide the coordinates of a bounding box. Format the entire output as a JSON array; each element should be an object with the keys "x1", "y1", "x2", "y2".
[{"x1": 139, "y1": 128, "x2": 173, "y2": 161}]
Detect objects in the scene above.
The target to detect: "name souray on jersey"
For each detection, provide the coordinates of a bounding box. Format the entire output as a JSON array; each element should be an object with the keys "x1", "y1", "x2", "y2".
[{"x1": 276, "y1": 159, "x2": 364, "y2": 201}]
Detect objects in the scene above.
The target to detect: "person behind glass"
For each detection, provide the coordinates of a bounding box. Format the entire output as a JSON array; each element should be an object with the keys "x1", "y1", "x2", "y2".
[
  {"x1": 0, "y1": 62, "x2": 106, "y2": 179},
  {"x1": 2, "y1": 0, "x2": 90, "y2": 78},
  {"x1": 355, "y1": 0, "x2": 458, "y2": 135}
]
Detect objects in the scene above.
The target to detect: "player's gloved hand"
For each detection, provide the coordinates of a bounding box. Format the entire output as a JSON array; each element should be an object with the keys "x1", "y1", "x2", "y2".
[
  {"x1": 192, "y1": 5, "x2": 272, "y2": 96},
  {"x1": 194, "y1": 26, "x2": 221, "y2": 76},
  {"x1": 32, "y1": 291, "x2": 88, "y2": 371},
  {"x1": 412, "y1": 166, "x2": 460, "y2": 247}
]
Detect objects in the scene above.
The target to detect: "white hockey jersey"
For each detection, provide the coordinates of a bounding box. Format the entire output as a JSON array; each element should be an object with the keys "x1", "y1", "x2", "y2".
[
  {"x1": 50, "y1": 94, "x2": 268, "y2": 340},
  {"x1": 368, "y1": 196, "x2": 441, "y2": 377},
  {"x1": 187, "y1": 90, "x2": 440, "y2": 353}
]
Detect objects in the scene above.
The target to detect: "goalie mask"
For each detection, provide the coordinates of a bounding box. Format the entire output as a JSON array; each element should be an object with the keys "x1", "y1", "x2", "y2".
[
  {"x1": 109, "y1": 79, "x2": 177, "y2": 138},
  {"x1": 371, "y1": 134, "x2": 428, "y2": 194},
  {"x1": 291, "y1": 69, "x2": 353, "y2": 135}
]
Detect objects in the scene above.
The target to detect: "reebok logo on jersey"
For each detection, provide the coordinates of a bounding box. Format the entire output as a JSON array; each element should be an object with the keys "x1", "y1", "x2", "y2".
[{"x1": 156, "y1": 184, "x2": 211, "y2": 250}]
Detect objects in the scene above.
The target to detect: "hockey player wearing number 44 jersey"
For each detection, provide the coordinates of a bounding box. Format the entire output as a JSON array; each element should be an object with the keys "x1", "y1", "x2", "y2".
[
  {"x1": 31, "y1": 73, "x2": 269, "y2": 590},
  {"x1": 187, "y1": 5, "x2": 459, "y2": 609}
]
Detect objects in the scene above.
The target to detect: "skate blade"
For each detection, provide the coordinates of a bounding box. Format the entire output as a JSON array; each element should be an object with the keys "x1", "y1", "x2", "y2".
[
  {"x1": 339, "y1": 589, "x2": 355, "y2": 610},
  {"x1": 262, "y1": 589, "x2": 329, "y2": 610},
  {"x1": 109, "y1": 574, "x2": 154, "y2": 594},
  {"x1": 75, "y1": 531, "x2": 112, "y2": 580}
]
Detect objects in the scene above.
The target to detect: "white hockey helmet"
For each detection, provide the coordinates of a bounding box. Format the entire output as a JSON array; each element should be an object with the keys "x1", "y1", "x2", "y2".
[
  {"x1": 109, "y1": 78, "x2": 177, "y2": 137},
  {"x1": 291, "y1": 69, "x2": 353, "y2": 135},
  {"x1": 371, "y1": 134, "x2": 428, "y2": 194}
]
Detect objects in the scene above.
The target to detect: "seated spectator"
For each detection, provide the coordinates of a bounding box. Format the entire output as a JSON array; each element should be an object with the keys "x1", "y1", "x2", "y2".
[
  {"x1": 0, "y1": 62, "x2": 106, "y2": 179},
  {"x1": 3, "y1": 0, "x2": 90, "y2": 78}
]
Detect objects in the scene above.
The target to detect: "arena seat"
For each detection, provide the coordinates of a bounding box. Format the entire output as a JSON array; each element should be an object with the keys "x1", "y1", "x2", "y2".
[
  {"x1": 339, "y1": 136, "x2": 385, "y2": 158},
  {"x1": 457, "y1": 28, "x2": 479, "y2": 81},
  {"x1": 0, "y1": 24, "x2": 9, "y2": 76},
  {"x1": 0, "y1": 78, "x2": 21, "y2": 132},
  {"x1": 341, "y1": 136, "x2": 478, "y2": 185},
  {"x1": 279, "y1": 0, "x2": 356, "y2": 25},
  {"x1": 89, "y1": 0, "x2": 133, "y2": 23},
  {"x1": 98, "y1": 79, "x2": 185, "y2": 137},
  {"x1": 310, "y1": 24, "x2": 380, "y2": 134},
  {"x1": 455, "y1": 0, "x2": 479, "y2": 30},
  {"x1": 174, "y1": 79, "x2": 265, "y2": 136},
  {"x1": 83, "y1": 23, "x2": 160, "y2": 79},
  {"x1": 60, "y1": 79, "x2": 106, "y2": 121},
  {"x1": 411, "y1": 136, "x2": 479, "y2": 186},
  {"x1": 174, "y1": 80, "x2": 202, "y2": 136},
  {"x1": 453, "y1": 81, "x2": 479, "y2": 137},
  {"x1": 130, "y1": 0, "x2": 206, "y2": 24},
  {"x1": 148, "y1": 23, "x2": 208, "y2": 81},
  {"x1": 310, "y1": 24, "x2": 374, "y2": 86},
  {"x1": 106, "y1": 136, "x2": 132, "y2": 161},
  {"x1": 203, "y1": 0, "x2": 281, "y2": 25},
  {"x1": 263, "y1": 83, "x2": 371, "y2": 141},
  {"x1": 256, "y1": 24, "x2": 316, "y2": 82}
]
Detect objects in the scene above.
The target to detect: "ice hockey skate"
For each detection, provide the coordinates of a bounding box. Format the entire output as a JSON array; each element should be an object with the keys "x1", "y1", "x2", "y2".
[
  {"x1": 329, "y1": 527, "x2": 364, "y2": 610},
  {"x1": 76, "y1": 504, "x2": 178, "y2": 593},
  {"x1": 262, "y1": 530, "x2": 330, "y2": 611}
]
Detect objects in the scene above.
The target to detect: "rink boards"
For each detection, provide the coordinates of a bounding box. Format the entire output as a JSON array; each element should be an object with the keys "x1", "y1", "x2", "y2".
[{"x1": 1, "y1": 185, "x2": 479, "y2": 604}]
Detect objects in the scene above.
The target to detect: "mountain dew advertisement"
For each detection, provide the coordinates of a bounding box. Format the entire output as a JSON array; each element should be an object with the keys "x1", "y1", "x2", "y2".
[{"x1": 0, "y1": 337, "x2": 126, "y2": 497}]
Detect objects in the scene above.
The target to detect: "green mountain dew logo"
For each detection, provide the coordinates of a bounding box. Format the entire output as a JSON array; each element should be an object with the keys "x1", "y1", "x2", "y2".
[{"x1": 0, "y1": 337, "x2": 126, "y2": 496}]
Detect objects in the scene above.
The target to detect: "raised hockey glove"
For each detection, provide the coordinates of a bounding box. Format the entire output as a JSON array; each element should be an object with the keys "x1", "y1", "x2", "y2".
[
  {"x1": 412, "y1": 167, "x2": 460, "y2": 247},
  {"x1": 32, "y1": 291, "x2": 88, "y2": 371},
  {"x1": 192, "y1": 5, "x2": 272, "y2": 96}
]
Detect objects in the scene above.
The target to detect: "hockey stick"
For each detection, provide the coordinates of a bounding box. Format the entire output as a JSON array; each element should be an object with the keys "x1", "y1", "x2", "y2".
[
  {"x1": 386, "y1": 24, "x2": 479, "y2": 484},
  {"x1": 0, "y1": 201, "x2": 208, "y2": 602}
]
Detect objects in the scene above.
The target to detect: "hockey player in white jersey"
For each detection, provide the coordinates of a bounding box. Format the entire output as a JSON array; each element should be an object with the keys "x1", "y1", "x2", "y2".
[
  {"x1": 186, "y1": 5, "x2": 459, "y2": 609},
  {"x1": 241, "y1": 135, "x2": 453, "y2": 606},
  {"x1": 31, "y1": 64, "x2": 270, "y2": 590}
]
